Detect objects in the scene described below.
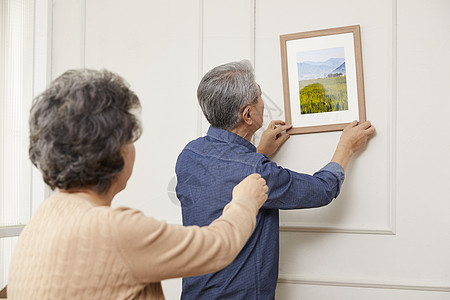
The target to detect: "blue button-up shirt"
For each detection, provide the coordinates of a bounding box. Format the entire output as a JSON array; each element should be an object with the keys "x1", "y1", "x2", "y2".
[{"x1": 175, "y1": 126, "x2": 345, "y2": 300}]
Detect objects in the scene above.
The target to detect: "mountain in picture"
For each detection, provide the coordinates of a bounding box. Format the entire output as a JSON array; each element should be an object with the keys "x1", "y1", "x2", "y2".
[
  {"x1": 297, "y1": 57, "x2": 345, "y2": 80},
  {"x1": 331, "y1": 62, "x2": 346, "y2": 74}
]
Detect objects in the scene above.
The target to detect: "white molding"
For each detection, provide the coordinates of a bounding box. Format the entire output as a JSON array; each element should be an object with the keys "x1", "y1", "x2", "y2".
[
  {"x1": 389, "y1": 0, "x2": 398, "y2": 236},
  {"x1": 198, "y1": 0, "x2": 255, "y2": 136},
  {"x1": 0, "y1": 226, "x2": 25, "y2": 238},
  {"x1": 280, "y1": 225, "x2": 395, "y2": 235},
  {"x1": 250, "y1": 0, "x2": 255, "y2": 67},
  {"x1": 197, "y1": 0, "x2": 205, "y2": 136},
  {"x1": 31, "y1": 0, "x2": 52, "y2": 215},
  {"x1": 278, "y1": 274, "x2": 450, "y2": 293},
  {"x1": 279, "y1": 2, "x2": 398, "y2": 235},
  {"x1": 80, "y1": 0, "x2": 86, "y2": 68}
]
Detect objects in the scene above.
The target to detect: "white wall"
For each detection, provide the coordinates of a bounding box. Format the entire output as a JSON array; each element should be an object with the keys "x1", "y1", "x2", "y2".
[{"x1": 50, "y1": 0, "x2": 450, "y2": 299}]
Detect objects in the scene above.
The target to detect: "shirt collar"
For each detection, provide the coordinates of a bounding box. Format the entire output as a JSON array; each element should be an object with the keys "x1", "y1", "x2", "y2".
[{"x1": 207, "y1": 126, "x2": 257, "y2": 152}]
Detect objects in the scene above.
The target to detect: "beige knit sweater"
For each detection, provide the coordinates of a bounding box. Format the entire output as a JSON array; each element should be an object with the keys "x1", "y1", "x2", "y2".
[{"x1": 8, "y1": 192, "x2": 258, "y2": 299}]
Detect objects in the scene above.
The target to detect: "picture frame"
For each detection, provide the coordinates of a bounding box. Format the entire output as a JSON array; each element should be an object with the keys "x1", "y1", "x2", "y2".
[{"x1": 280, "y1": 25, "x2": 366, "y2": 134}]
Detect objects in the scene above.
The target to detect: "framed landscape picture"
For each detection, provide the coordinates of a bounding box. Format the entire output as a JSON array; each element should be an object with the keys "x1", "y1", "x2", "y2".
[{"x1": 280, "y1": 25, "x2": 366, "y2": 134}]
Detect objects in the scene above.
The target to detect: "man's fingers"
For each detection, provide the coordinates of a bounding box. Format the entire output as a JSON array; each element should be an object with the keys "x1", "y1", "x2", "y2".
[
  {"x1": 366, "y1": 124, "x2": 376, "y2": 134},
  {"x1": 268, "y1": 120, "x2": 286, "y2": 128},
  {"x1": 347, "y1": 120, "x2": 374, "y2": 132},
  {"x1": 276, "y1": 132, "x2": 290, "y2": 145},
  {"x1": 273, "y1": 125, "x2": 292, "y2": 136},
  {"x1": 358, "y1": 121, "x2": 372, "y2": 129},
  {"x1": 349, "y1": 120, "x2": 359, "y2": 128}
]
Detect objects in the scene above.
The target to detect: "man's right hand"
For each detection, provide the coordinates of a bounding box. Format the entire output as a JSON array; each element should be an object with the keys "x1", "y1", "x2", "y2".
[
  {"x1": 232, "y1": 173, "x2": 268, "y2": 209},
  {"x1": 256, "y1": 120, "x2": 292, "y2": 157}
]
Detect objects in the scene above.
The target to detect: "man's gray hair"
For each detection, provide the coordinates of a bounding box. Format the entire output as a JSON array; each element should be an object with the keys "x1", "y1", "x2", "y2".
[{"x1": 197, "y1": 60, "x2": 259, "y2": 130}]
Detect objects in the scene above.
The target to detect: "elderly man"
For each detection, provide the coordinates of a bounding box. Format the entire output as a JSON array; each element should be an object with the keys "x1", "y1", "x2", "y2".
[{"x1": 175, "y1": 60, "x2": 375, "y2": 299}]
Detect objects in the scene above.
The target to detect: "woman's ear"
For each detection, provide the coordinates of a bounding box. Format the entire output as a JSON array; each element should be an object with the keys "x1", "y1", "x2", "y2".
[{"x1": 242, "y1": 106, "x2": 253, "y2": 125}]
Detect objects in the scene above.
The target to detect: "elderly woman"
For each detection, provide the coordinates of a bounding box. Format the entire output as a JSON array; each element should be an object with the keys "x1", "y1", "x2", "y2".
[{"x1": 7, "y1": 69, "x2": 268, "y2": 299}]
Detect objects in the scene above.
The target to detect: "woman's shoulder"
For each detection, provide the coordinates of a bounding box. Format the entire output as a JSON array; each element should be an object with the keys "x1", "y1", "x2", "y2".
[{"x1": 108, "y1": 206, "x2": 164, "y2": 230}]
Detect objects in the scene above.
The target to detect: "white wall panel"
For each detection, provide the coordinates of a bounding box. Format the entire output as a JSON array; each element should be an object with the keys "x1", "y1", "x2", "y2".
[
  {"x1": 255, "y1": 0, "x2": 450, "y2": 297},
  {"x1": 201, "y1": 0, "x2": 255, "y2": 134},
  {"x1": 79, "y1": 0, "x2": 202, "y2": 225},
  {"x1": 202, "y1": 0, "x2": 254, "y2": 71},
  {"x1": 255, "y1": 0, "x2": 395, "y2": 234},
  {"x1": 52, "y1": 0, "x2": 85, "y2": 76}
]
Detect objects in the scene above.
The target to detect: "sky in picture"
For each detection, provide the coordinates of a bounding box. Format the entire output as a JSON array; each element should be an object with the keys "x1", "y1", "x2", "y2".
[{"x1": 297, "y1": 47, "x2": 345, "y2": 63}]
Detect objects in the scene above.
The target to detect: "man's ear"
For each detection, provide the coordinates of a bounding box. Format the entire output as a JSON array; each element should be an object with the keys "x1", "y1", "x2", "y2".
[{"x1": 242, "y1": 105, "x2": 253, "y2": 125}]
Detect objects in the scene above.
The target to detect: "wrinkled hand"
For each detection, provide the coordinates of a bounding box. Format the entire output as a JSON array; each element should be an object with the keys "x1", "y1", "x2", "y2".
[
  {"x1": 256, "y1": 120, "x2": 292, "y2": 157},
  {"x1": 232, "y1": 173, "x2": 269, "y2": 209},
  {"x1": 339, "y1": 120, "x2": 376, "y2": 154},
  {"x1": 331, "y1": 120, "x2": 376, "y2": 171}
]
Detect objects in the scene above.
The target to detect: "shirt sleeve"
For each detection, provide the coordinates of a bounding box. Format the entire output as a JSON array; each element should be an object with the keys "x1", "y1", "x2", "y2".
[
  {"x1": 109, "y1": 196, "x2": 259, "y2": 283},
  {"x1": 258, "y1": 159, "x2": 345, "y2": 210}
]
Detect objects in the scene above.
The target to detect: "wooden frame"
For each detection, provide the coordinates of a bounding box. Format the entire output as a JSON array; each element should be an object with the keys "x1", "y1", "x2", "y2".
[{"x1": 280, "y1": 25, "x2": 366, "y2": 134}]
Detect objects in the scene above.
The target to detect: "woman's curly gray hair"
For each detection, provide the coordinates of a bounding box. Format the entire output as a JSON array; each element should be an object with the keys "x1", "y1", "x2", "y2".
[{"x1": 29, "y1": 69, "x2": 142, "y2": 194}]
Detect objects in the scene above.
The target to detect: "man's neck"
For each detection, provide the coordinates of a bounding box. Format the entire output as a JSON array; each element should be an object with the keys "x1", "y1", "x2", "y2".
[{"x1": 229, "y1": 125, "x2": 254, "y2": 142}]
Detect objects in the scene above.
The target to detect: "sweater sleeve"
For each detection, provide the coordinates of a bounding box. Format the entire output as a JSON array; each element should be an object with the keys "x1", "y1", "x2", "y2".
[{"x1": 109, "y1": 197, "x2": 259, "y2": 283}]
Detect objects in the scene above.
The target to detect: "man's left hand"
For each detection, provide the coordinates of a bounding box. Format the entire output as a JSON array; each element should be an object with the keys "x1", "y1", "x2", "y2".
[{"x1": 256, "y1": 120, "x2": 292, "y2": 157}]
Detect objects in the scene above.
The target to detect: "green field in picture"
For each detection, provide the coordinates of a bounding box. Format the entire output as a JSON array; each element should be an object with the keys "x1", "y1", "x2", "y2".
[{"x1": 299, "y1": 76, "x2": 348, "y2": 115}]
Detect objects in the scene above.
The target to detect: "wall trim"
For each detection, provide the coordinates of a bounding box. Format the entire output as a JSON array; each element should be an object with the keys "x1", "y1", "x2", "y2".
[
  {"x1": 279, "y1": 225, "x2": 395, "y2": 235},
  {"x1": 32, "y1": 0, "x2": 53, "y2": 215},
  {"x1": 80, "y1": 0, "x2": 86, "y2": 68},
  {"x1": 197, "y1": 0, "x2": 204, "y2": 136},
  {"x1": 250, "y1": 0, "x2": 255, "y2": 67},
  {"x1": 389, "y1": 0, "x2": 398, "y2": 236},
  {"x1": 0, "y1": 226, "x2": 25, "y2": 238},
  {"x1": 278, "y1": 274, "x2": 450, "y2": 292}
]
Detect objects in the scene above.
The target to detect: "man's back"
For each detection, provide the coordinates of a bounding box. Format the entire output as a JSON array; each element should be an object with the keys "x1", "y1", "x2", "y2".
[
  {"x1": 175, "y1": 127, "x2": 344, "y2": 299},
  {"x1": 176, "y1": 128, "x2": 279, "y2": 299}
]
